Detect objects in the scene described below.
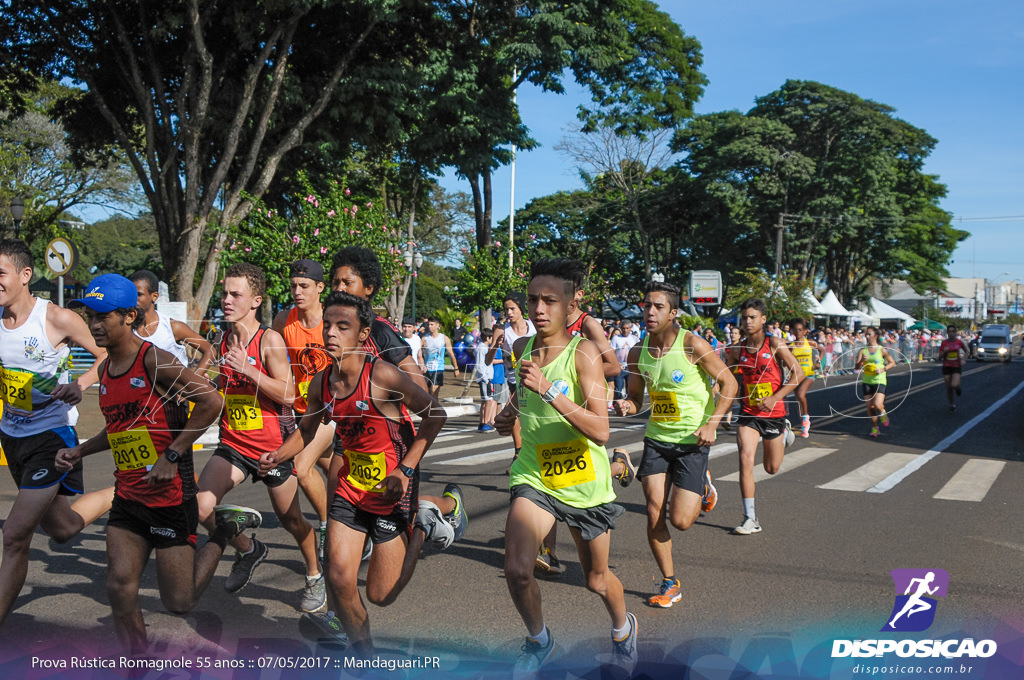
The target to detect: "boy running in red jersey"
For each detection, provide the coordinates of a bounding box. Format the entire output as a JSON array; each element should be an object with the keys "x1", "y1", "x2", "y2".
[
  {"x1": 260, "y1": 292, "x2": 461, "y2": 655},
  {"x1": 726, "y1": 299, "x2": 802, "y2": 535},
  {"x1": 195, "y1": 263, "x2": 323, "y2": 612},
  {"x1": 938, "y1": 325, "x2": 968, "y2": 412},
  {"x1": 57, "y1": 273, "x2": 258, "y2": 653}
]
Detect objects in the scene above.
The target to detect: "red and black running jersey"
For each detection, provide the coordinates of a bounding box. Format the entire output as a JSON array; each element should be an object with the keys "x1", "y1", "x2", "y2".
[
  {"x1": 939, "y1": 338, "x2": 968, "y2": 368},
  {"x1": 363, "y1": 316, "x2": 412, "y2": 366},
  {"x1": 99, "y1": 342, "x2": 193, "y2": 506},
  {"x1": 219, "y1": 327, "x2": 295, "y2": 460},
  {"x1": 323, "y1": 357, "x2": 417, "y2": 516},
  {"x1": 736, "y1": 336, "x2": 787, "y2": 417},
  {"x1": 566, "y1": 312, "x2": 590, "y2": 338}
]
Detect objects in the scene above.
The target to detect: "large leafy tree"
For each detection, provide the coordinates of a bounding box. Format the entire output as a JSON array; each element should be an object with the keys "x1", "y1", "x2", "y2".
[
  {"x1": 674, "y1": 80, "x2": 967, "y2": 305},
  {"x1": 438, "y1": 0, "x2": 706, "y2": 251},
  {"x1": 2, "y1": 0, "x2": 426, "y2": 319}
]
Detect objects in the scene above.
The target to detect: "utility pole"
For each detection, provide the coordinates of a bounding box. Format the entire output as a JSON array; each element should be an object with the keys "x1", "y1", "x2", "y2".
[{"x1": 774, "y1": 213, "x2": 785, "y2": 279}]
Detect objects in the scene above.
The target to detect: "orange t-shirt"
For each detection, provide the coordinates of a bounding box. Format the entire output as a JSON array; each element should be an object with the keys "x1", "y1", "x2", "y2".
[{"x1": 282, "y1": 307, "x2": 331, "y2": 413}]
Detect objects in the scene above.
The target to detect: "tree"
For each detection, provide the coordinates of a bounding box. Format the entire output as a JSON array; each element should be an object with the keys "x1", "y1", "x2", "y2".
[
  {"x1": 0, "y1": 78, "x2": 139, "y2": 239},
  {"x1": 437, "y1": 0, "x2": 706, "y2": 253},
  {"x1": 555, "y1": 124, "x2": 676, "y2": 281},
  {"x1": 3, "y1": 0, "x2": 429, "y2": 319},
  {"x1": 219, "y1": 177, "x2": 406, "y2": 320},
  {"x1": 674, "y1": 81, "x2": 968, "y2": 305},
  {"x1": 724, "y1": 269, "x2": 816, "y2": 322},
  {"x1": 77, "y1": 213, "x2": 162, "y2": 278}
]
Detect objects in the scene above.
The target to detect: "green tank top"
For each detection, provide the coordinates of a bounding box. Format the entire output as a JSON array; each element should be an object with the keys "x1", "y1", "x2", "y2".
[
  {"x1": 638, "y1": 329, "x2": 715, "y2": 445},
  {"x1": 509, "y1": 335, "x2": 615, "y2": 509},
  {"x1": 861, "y1": 345, "x2": 886, "y2": 385}
]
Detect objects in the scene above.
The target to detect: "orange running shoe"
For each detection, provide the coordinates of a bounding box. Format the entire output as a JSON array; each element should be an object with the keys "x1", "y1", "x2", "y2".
[
  {"x1": 648, "y1": 577, "x2": 682, "y2": 608},
  {"x1": 701, "y1": 470, "x2": 718, "y2": 513}
]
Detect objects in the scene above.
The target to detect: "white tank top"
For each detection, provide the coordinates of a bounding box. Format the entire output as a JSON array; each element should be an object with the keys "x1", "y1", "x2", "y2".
[
  {"x1": 135, "y1": 311, "x2": 189, "y2": 366},
  {"x1": 502, "y1": 319, "x2": 536, "y2": 384},
  {"x1": 423, "y1": 334, "x2": 446, "y2": 372},
  {"x1": 0, "y1": 298, "x2": 77, "y2": 437}
]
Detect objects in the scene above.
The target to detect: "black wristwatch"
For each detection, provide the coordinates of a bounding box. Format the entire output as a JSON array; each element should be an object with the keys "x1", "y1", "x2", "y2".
[
  {"x1": 398, "y1": 464, "x2": 416, "y2": 478},
  {"x1": 164, "y1": 448, "x2": 183, "y2": 464}
]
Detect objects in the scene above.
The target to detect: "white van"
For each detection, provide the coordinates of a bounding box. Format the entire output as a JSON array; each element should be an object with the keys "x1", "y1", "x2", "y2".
[{"x1": 975, "y1": 324, "x2": 1013, "y2": 363}]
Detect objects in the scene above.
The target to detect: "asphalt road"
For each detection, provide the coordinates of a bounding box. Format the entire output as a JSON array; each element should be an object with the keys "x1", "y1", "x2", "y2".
[{"x1": 1, "y1": 358, "x2": 1022, "y2": 679}]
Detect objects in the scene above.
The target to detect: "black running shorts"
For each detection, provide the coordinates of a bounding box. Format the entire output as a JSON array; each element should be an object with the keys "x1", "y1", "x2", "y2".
[
  {"x1": 637, "y1": 438, "x2": 709, "y2": 494},
  {"x1": 108, "y1": 495, "x2": 198, "y2": 549},
  {"x1": 328, "y1": 494, "x2": 411, "y2": 544},
  {"x1": 736, "y1": 415, "x2": 786, "y2": 440},
  {"x1": 859, "y1": 383, "x2": 886, "y2": 399},
  {"x1": 213, "y1": 444, "x2": 295, "y2": 488},
  {"x1": 1, "y1": 427, "x2": 82, "y2": 495}
]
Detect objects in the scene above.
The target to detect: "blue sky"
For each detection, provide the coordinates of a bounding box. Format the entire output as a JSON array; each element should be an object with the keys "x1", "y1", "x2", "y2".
[{"x1": 439, "y1": 0, "x2": 1024, "y2": 286}]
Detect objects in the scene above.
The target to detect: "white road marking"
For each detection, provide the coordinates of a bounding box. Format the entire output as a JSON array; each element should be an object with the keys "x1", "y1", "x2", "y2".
[
  {"x1": 819, "y1": 453, "x2": 919, "y2": 492},
  {"x1": 933, "y1": 459, "x2": 1006, "y2": 502},
  {"x1": 866, "y1": 379, "x2": 1024, "y2": 493}
]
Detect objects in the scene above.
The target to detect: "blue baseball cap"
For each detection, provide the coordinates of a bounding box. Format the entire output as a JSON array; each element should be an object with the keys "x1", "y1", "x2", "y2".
[{"x1": 69, "y1": 273, "x2": 139, "y2": 312}]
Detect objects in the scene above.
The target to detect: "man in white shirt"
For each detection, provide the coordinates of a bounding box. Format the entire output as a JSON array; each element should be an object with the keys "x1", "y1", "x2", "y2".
[
  {"x1": 402, "y1": 318, "x2": 423, "y2": 367},
  {"x1": 610, "y1": 321, "x2": 639, "y2": 400}
]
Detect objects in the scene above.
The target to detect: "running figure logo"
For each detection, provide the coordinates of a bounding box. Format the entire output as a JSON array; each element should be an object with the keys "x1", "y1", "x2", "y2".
[{"x1": 882, "y1": 568, "x2": 949, "y2": 632}]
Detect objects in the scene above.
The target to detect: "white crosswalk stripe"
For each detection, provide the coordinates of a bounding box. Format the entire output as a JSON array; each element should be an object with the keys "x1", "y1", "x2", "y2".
[
  {"x1": 818, "y1": 453, "x2": 919, "y2": 492},
  {"x1": 718, "y1": 447, "x2": 836, "y2": 483},
  {"x1": 933, "y1": 459, "x2": 1006, "y2": 502}
]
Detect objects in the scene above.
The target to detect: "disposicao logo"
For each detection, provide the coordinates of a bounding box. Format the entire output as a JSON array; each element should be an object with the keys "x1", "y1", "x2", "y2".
[
  {"x1": 883, "y1": 568, "x2": 948, "y2": 632},
  {"x1": 832, "y1": 568, "x2": 997, "y2": 660}
]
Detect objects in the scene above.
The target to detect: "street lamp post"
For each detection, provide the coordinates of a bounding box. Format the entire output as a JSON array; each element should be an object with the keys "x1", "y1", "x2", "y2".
[
  {"x1": 404, "y1": 246, "x2": 424, "y2": 321},
  {"x1": 10, "y1": 197, "x2": 25, "y2": 237}
]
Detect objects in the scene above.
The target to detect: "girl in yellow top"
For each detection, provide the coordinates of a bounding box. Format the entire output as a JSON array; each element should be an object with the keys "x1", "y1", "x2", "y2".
[
  {"x1": 788, "y1": 319, "x2": 819, "y2": 437},
  {"x1": 855, "y1": 326, "x2": 897, "y2": 437}
]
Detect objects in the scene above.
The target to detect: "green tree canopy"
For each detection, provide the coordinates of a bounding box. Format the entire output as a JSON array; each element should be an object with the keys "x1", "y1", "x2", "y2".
[{"x1": 673, "y1": 80, "x2": 968, "y2": 305}]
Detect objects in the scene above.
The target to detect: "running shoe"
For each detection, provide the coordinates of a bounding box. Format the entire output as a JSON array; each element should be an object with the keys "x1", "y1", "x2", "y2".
[
  {"x1": 415, "y1": 500, "x2": 455, "y2": 550},
  {"x1": 732, "y1": 517, "x2": 762, "y2": 535},
  {"x1": 362, "y1": 536, "x2": 373, "y2": 562},
  {"x1": 869, "y1": 427, "x2": 879, "y2": 438},
  {"x1": 701, "y1": 471, "x2": 718, "y2": 513},
  {"x1": 317, "y1": 525, "x2": 326, "y2": 564},
  {"x1": 610, "y1": 612, "x2": 638, "y2": 675},
  {"x1": 478, "y1": 424, "x2": 495, "y2": 433},
  {"x1": 611, "y1": 448, "x2": 637, "y2": 488},
  {"x1": 648, "y1": 577, "x2": 682, "y2": 608},
  {"x1": 299, "y1": 610, "x2": 348, "y2": 645},
  {"x1": 800, "y1": 415, "x2": 810, "y2": 438},
  {"x1": 950, "y1": 404, "x2": 957, "y2": 413},
  {"x1": 301, "y1": 574, "x2": 327, "y2": 613},
  {"x1": 879, "y1": 411, "x2": 890, "y2": 427},
  {"x1": 442, "y1": 483, "x2": 469, "y2": 542},
  {"x1": 225, "y1": 537, "x2": 269, "y2": 593},
  {"x1": 512, "y1": 631, "x2": 557, "y2": 680},
  {"x1": 213, "y1": 504, "x2": 262, "y2": 539},
  {"x1": 784, "y1": 419, "x2": 795, "y2": 447},
  {"x1": 534, "y1": 546, "x2": 562, "y2": 579}
]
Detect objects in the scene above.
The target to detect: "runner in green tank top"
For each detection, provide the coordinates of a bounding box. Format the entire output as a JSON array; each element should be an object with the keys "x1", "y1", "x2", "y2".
[
  {"x1": 495, "y1": 258, "x2": 637, "y2": 677},
  {"x1": 612, "y1": 281, "x2": 737, "y2": 608},
  {"x1": 855, "y1": 326, "x2": 896, "y2": 437}
]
